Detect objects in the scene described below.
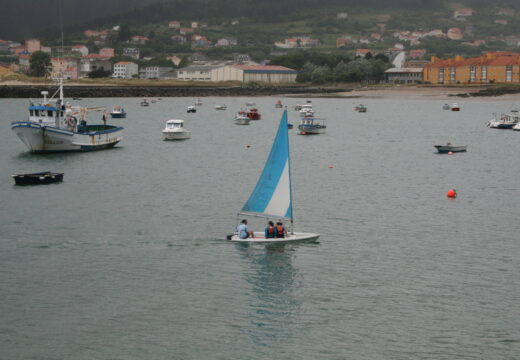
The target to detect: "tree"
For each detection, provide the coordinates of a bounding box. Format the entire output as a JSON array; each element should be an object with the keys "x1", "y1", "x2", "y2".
[
  {"x1": 118, "y1": 24, "x2": 131, "y2": 42},
  {"x1": 29, "y1": 51, "x2": 51, "y2": 77},
  {"x1": 88, "y1": 67, "x2": 111, "y2": 78}
]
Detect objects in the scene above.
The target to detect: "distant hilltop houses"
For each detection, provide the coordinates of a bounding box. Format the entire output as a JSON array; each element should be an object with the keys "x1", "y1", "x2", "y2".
[{"x1": 275, "y1": 36, "x2": 319, "y2": 49}]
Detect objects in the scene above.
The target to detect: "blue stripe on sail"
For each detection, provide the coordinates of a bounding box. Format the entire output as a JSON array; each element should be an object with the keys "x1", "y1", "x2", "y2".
[{"x1": 242, "y1": 110, "x2": 292, "y2": 218}]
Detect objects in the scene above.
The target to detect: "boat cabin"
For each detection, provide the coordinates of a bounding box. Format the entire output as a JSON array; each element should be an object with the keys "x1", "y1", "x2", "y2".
[{"x1": 165, "y1": 119, "x2": 185, "y2": 129}]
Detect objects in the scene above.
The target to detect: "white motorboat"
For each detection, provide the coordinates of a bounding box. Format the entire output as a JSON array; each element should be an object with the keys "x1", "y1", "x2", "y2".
[
  {"x1": 451, "y1": 103, "x2": 460, "y2": 111},
  {"x1": 488, "y1": 109, "x2": 520, "y2": 129},
  {"x1": 110, "y1": 106, "x2": 126, "y2": 118},
  {"x1": 140, "y1": 98, "x2": 149, "y2": 107},
  {"x1": 162, "y1": 119, "x2": 191, "y2": 140},
  {"x1": 215, "y1": 105, "x2": 227, "y2": 110},
  {"x1": 229, "y1": 110, "x2": 319, "y2": 243},
  {"x1": 299, "y1": 102, "x2": 314, "y2": 117},
  {"x1": 187, "y1": 106, "x2": 196, "y2": 113},
  {"x1": 245, "y1": 101, "x2": 256, "y2": 106},
  {"x1": 234, "y1": 111, "x2": 251, "y2": 125},
  {"x1": 443, "y1": 103, "x2": 451, "y2": 110}
]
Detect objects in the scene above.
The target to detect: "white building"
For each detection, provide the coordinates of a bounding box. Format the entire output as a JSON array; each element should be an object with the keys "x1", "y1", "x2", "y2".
[
  {"x1": 140, "y1": 66, "x2": 175, "y2": 79},
  {"x1": 113, "y1": 61, "x2": 138, "y2": 79},
  {"x1": 72, "y1": 45, "x2": 89, "y2": 57},
  {"x1": 211, "y1": 65, "x2": 297, "y2": 83}
]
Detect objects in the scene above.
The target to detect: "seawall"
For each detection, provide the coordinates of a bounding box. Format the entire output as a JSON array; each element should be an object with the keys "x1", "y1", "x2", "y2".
[{"x1": 0, "y1": 85, "x2": 351, "y2": 98}]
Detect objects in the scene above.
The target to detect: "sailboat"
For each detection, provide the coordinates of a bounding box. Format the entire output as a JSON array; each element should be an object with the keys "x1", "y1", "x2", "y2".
[{"x1": 229, "y1": 110, "x2": 320, "y2": 243}]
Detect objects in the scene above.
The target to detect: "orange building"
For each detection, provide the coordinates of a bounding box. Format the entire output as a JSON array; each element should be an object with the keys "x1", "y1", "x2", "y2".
[{"x1": 423, "y1": 52, "x2": 520, "y2": 84}]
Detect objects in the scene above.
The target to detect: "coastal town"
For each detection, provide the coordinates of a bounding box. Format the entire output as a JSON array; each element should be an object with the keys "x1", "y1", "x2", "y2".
[{"x1": 2, "y1": 6, "x2": 520, "y2": 86}]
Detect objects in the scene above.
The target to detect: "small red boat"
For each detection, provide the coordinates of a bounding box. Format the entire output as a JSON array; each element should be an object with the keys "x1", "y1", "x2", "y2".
[
  {"x1": 275, "y1": 100, "x2": 283, "y2": 108},
  {"x1": 247, "y1": 108, "x2": 261, "y2": 120}
]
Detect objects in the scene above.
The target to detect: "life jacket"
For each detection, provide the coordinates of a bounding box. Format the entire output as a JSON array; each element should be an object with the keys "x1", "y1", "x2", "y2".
[
  {"x1": 276, "y1": 225, "x2": 285, "y2": 238},
  {"x1": 266, "y1": 226, "x2": 275, "y2": 238}
]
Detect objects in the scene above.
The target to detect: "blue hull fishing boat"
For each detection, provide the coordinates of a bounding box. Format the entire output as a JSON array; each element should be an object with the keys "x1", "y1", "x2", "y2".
[{"x1": 229, "y1": 110, "x2": 320, "y2": 243}]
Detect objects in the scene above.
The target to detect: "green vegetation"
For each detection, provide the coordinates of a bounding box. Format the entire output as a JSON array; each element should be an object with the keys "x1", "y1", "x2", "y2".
[{"x1": 29, "y1": 51, "x2": 51, "y2": 77}]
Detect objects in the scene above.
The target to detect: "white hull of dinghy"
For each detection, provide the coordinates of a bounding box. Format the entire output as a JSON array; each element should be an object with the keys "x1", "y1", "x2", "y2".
[{"x1": 230, "y1": 231, "x2": 319, "y2": 243}]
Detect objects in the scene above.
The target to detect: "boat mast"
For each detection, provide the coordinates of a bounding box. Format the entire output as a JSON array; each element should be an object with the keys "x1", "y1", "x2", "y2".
[{"x1": 286, "y1": 108, "x2": 295, "y2": 235}]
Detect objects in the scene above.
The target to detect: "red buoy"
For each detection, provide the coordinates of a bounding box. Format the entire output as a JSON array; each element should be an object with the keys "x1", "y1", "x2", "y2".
[{"x1": 447, "y1": 189, "x2": 457, "y2": 198}]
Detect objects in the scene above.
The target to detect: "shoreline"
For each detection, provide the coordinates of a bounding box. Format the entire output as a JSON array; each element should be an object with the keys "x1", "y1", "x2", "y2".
[{"x1": 1, "y1": 82, "x2": 520, "y2": 99}]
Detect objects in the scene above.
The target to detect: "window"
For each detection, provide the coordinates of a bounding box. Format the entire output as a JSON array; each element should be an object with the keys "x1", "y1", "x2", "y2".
[
  {"x1": 450, "y1": 67, "x2": 456, "y2": 82},
  {"x1": 48, "y1": 110, "x2": 53, "y2": 117},
  {"x1": 438, "y1": 68, "x2": 444, "y2": 83},
  {"x1": 30, "y1": 110, "x2": 34, "y2": 116},
  {"x1": 482, "y1": 66, "x2": 487, "y2": 81},
  {"x1": 506, "y1": 66, "x2": 512, "y2": 82},
  {"x1": 35, "y1": 110, "x2": 40, "y2": 116},
  {"x1": 470, "y1": 66, "x2": 476, "y2": 82}
]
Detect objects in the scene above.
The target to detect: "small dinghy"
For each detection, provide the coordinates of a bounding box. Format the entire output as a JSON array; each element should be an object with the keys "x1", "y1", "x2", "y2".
[
  {"x1": 12, "y1": 171, "x2": 63, "y2": 185},
  {"x1": 187, "y1": 106, "x2": 196, "y2": 113},
  {"x1": 434, "y1": 144, "x2": 467, "y2": 153},
  {"x1": 228, "y1": 110, "x2": 320, "y2": 244}
]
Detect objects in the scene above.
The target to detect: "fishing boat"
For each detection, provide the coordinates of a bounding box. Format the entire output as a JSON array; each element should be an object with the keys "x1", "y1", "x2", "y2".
[
  {"x1": 11, "y1": 84, "x2": 123, "y2": 153},
  {"x1": 298, "y1": 115, "x2": 326, "y2": 135},
  {"x1": 12, "y1": 171, "x2": 63, "y2": 186},
  {"x1": 234, "y1": 111, "x2": 251, "y2": 125},
  {"x1": 229, "y1": 110, "x2": 320, "y2": 243},
  {"x1": 275, "y1": 100, "x2": 283, "y2": 108},
  {"x1": 215, "y1": 105, "x2": 227, "y2": 110},
  {"x1": 187, "y1": 106, "x2": 197, "y2": 113},
  {"x1": 451, "y1": 103, "x2": 460, "y2": 111},
  {"x1": 140, "y1": 98, "x2": 149, "y2": 106},
  {"x1": 110, "y1": 106, "x2": 126, "y2": 118},
  {"x1": 487, "y1": 109, "x2": 520, "y2": 129},
  {"x1": 354, "y1": 104, "x2": 367, "y2": 112},
  {"x1": 162, "y1": 119, "x2": 191, "y2": 140},
  {"x1": 434, "y1": 144, "x2": 467, "y2": 153},
  {"x1": 247, "y1": 108, "x2": 261, "y2": 120}
]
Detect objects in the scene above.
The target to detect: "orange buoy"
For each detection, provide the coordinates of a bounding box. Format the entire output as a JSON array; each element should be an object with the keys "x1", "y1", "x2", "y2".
[
  {"x1": 447, "y1": 189, "x2": 457, "y2": 198},
  {"x1": 448, "y1": 151, "x2": 453, "y2": 155}
]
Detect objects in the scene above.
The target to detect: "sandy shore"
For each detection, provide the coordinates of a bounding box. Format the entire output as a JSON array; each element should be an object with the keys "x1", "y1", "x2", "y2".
[{"x1": 338, "y1": 86, "x2": 520, "y2": 100}]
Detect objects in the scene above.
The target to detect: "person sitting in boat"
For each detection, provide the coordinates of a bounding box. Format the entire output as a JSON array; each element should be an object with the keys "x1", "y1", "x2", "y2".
[
  {"x1": 275, "y1": 222, "x2": 287, "y2": 238},
  {"x1": 265, "y1": 221, "x2": 276, "y2": 238},
  {"x1": 236, "y1": 219, "x2": 254, "y2": 239}
]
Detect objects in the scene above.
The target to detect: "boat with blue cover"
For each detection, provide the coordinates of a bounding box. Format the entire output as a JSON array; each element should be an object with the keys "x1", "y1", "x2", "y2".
[
  {"x1": 229, "y1": 110, "x2": 320, "y2": 243},
  {"x1": 11, "y1": 77, "x2": 123, "y2": 153}
]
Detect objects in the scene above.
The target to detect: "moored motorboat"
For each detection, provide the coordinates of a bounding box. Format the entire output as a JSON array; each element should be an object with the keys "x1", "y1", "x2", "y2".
[
  {"x1": 245, "y1": 101, "x2": 256, "y2": 106},
  {"x1": 487, "y1": 109, "x2": 520, "y2": 129},
  {"x1": 275, "y1": 100, "x2": 283, "y2": 108},
  {"x1": 110, "y1": 106, "x2": 126, "y2": 118},
  {"x1": 299, "y1": 102, "x2": 314, "y2": 117},
  {"x1": 443, "y1": 103, "x2": 451, "y2": 110},
  {"x1": 140, "y1": 98, "x2": 149, "y2": 106},
  {"x1": 451, "y1": 103, "x2": 460, "y2": 111},
  {"x1": 354, "y1": 104, "x2": 367, "y2": 112},
  {"x1": 162, "y1": 119, "x2": 191, "y2": 140},
  {"x1": 12, "y1": 171, "x2": 63, "y2": 185},
  {"x1": 434, "y1": 144, "x2": 467, "y2": 153},
  {"x1": 298, "y1": 115, "x2": 326, "y2": 135},
  {"x1": 187, "y1": 106, "x2": 197, "y2": 113},
  {"x1": 234, "y1": 111, "x2": 251, "y2": 125},
  {"x1": 215, "y1": 105, "x2": 227, "y2": 110}
]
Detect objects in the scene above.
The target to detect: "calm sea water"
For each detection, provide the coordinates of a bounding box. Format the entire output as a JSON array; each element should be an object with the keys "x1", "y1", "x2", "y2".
[{"x1": 1, "y1": 95, "x2": 519, "y2": 359}]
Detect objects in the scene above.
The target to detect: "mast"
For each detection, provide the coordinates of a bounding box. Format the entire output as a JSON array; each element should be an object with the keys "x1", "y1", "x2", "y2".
[{"x1": 286, "y1": 108, "x2": 294, "y2": 234}]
